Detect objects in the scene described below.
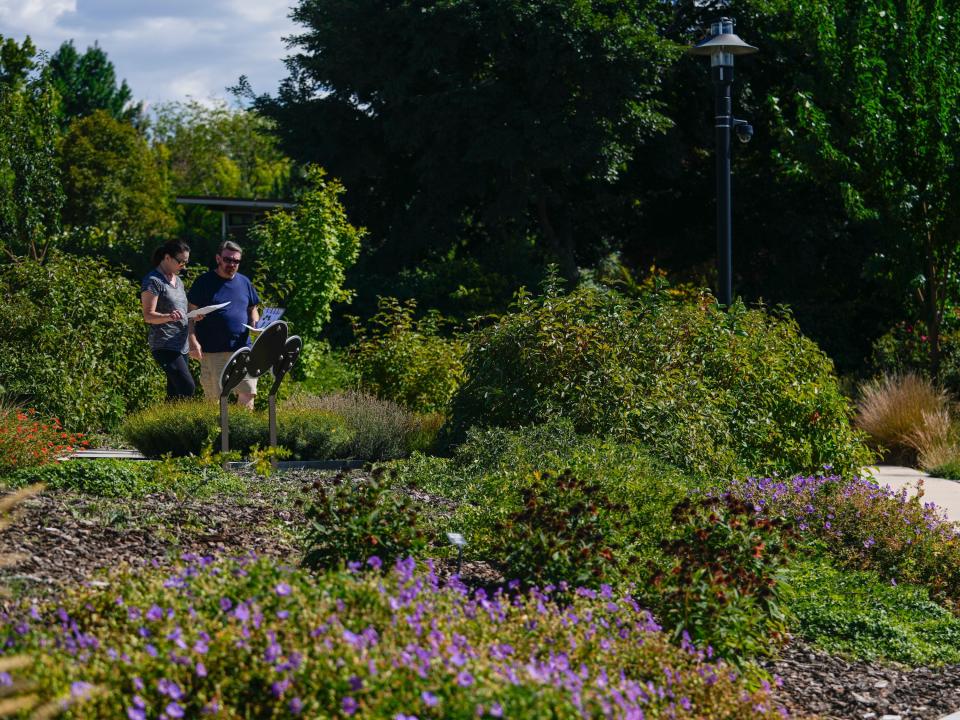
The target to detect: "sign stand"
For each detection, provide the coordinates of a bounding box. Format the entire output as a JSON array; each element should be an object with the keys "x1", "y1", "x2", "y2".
[{"x1": 219, "y1": 321, "x2": 302, "y2": 468}]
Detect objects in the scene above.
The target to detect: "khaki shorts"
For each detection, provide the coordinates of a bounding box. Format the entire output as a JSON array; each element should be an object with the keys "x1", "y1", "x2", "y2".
[{"x1": 199, "y1": 350, "x2": 258, "y2": 400}]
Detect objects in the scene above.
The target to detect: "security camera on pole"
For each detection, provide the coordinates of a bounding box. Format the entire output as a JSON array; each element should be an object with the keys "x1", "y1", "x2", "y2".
[{"x1": 689, "y1": 18, "x2": 757, "y2": 308}]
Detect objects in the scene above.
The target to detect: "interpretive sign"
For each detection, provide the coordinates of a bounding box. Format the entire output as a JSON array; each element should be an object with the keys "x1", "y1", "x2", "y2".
[{"x1": 218, "y1": 320, "x2": 303, "y2": 464}]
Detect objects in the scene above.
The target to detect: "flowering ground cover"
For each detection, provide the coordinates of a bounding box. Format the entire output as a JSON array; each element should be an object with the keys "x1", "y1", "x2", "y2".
[
  {"x1": 726, "y1": 474, "x2": 960, "y2": 607},
  {"x1": 1, "y1": 554, "x2": 785, "y2": 719}
]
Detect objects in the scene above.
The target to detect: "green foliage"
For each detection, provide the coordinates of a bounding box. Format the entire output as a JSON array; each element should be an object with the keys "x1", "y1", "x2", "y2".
[
  {"x1": 289, "y1": 340, "x2": 358, "y2": 395},
  {"x1": 301, "y1": 470, "x2": 430, "y2": 571},
  {"x1": 445, "y1": 285, "x2": 872, "y2": 480},
  {"x1": 249, "y1": 0, "x2": 678, "y2": 284},
  {"x1": 650, "y1": 495, "x2": 795, "y2": 662},
  {"x1": 3, "y1": 556, "x2": 784, "y2": 718},
  {"x1": 60, "y1": 109, "x2": 175, "y2": 263},
  {"x1": 121, "y1": 400, "x2": 352, "y2": 460},
  {"x1": 0, "y1": 41, "x2": 64, "y2": 261},
  {"x1": 788, "y1": 557, "x2": 960, "y2": 666},
  {"x1": 287, "y1": 391, "x2": 442, "y2": 461},
  {"x1": 767, "y1": 0, "x2": 960, "y2": 378},
  {"x1": 928, "y1": 459, "x2": 960, "y2": 480},
  {"x1": 347, "y1": 297, "x2": 465, "y2": 413},
  {"x1": 250, "y1": 166, "x2": 362, "y2": 337},
  {"x1": 393, "y1": 420, "x2": 694, "y2": 586},
  {"x1": 45, "y1": 40, "x2": 143, "y2": 127},
  {"x1": 0, "y1": 253, "x2": 163, "y2": 432},
  {"x1": 1, "y1": 455, "x2": 244, "y2": 499},
  {"x1": 152, "y1": 100, "x2": 290, "y2": 199},
  {"x1": 487, "y1": 469, "x2": 633, "y2": 588}
]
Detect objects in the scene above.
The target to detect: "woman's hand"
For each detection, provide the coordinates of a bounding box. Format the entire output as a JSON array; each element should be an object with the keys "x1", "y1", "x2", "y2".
[{"x1": 168, "y1": 310, "x2": 184, "y2": 322}]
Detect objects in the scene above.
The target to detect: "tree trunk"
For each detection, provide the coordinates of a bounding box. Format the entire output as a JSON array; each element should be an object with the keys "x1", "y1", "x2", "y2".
[{"x1": 536, "y1": 196, "x2": 579, "y2": 285}]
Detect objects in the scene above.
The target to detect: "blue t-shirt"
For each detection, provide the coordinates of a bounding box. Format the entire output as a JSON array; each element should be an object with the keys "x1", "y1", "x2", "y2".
[{"x1": 187, "y1": 271, "x2": 260, "y2": 353}]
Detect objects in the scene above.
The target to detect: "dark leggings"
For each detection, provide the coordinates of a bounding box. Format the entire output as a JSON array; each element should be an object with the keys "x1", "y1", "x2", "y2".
[{"x1": 151, "y1": 349, "x2": 196, "y2": 400}]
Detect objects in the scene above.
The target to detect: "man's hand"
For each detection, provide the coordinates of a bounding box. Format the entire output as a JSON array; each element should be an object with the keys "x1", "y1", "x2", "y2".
[{"x1": 189, "y1": 336, "x2": 203, "y2": 361}]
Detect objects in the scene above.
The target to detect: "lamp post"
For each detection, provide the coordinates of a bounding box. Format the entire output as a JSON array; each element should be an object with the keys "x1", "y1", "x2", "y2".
[{"x1": 689, "y1": 18, "x2": 757, "y2": 307}]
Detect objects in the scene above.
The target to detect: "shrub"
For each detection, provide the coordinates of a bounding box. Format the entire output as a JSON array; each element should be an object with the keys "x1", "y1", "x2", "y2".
[
  {"x1": 788, "y1": 557, "x2": 960, "y2": 666},
  {"x1": 444, "y1": 286, "x2": 871, "y2": 481},
  {"x1": 0, "y1": 252, "x2": 164, "y2": 432},
  {"x1": 121, "y1": 401, "x2": 352, "y2": 460},
  {"x1": 287, "y1": 391, "x2": 441, "y2": 460},
  {"x1": 249, "y1": 166, "x2": 363, "y2": 337},
  {"x1": 0, "y1": 406, "x2": 87, "y2": 473},
  {"x1": 121, "y1": 401, "x2": 217, "y2": 458},
  {"x1": 301, "y1": 470, "x2": 430, "y2": 571},
  {"x1": 729, "y1": 475, "x2": 960, "y2": 608},
  {"x1": 347, "y1": 296, "x2": 465, "y2": 413},
  {"x1": 1, "y1": 455, "x2": 244, "y2": 499},
  {"x1": 856, "y1": 372, "x2": 953, "y2": 466},
  {"x1": 289, "y1": 340, "x2": 358, "y2": 395},
  {"x1": 484, "y1": 468, "x2": 635, "y2": 588},
  {"x1": 649, "y1": 495, "x2": 795, "y2": 662},
  {"x1": 393, "y1": 421, "x2": 695, "y2": 587},
  {"x1": 2, "y1": 555, "x2": 786, "y2": 718}
]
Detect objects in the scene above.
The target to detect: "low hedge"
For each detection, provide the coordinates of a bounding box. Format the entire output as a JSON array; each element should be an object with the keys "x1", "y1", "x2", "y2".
[{"x1": 120, "y1": 401, "x2": 351, "y2": 460}]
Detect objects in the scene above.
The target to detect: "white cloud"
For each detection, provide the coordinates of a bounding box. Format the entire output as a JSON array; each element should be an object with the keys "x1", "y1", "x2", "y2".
[
  {"x1": 0, "y1": 0, "x2": 76, "y2": 33},
  {"x1": 1, "y1": 0, "x2": 298, "y2": 105}
]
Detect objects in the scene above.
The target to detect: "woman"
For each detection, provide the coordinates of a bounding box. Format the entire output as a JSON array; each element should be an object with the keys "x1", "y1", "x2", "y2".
[{"x1": 141, "y1": 240, "x2": 195, "y2": 400}]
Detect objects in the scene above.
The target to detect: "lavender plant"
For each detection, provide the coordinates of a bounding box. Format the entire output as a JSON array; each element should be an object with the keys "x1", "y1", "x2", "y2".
[{"x1": 1, "y1": 554, "x2": 786, "y2": 718}]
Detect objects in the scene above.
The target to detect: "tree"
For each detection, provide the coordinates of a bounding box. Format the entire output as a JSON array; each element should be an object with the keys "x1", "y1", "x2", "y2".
[
  {"x1": 151, "y1": 100, "x2": 291, "y2": 198},
  {"x1": 60, "y1": 110, "x2": 175, "y2": 265},
  {"x1": 766, "y1": 0, "x2": 960, "y2": 378},
  {"x1": 249, "y1": 166, "x2": 363, "y2": 336},
  {"x1": 45, "y1": 40, "x2": 143, "y2": 127},
  {"x1": 0, "y1": 35, "x2": 64, "y2": 261},
  {"x1": 246, "y1": 0, "x2": 677, "y2": 284}
]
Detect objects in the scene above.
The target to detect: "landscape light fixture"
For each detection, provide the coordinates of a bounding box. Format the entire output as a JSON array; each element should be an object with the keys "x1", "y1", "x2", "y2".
[{"x1": 689, "y1": 17, "x2": 757, "y2": 307}]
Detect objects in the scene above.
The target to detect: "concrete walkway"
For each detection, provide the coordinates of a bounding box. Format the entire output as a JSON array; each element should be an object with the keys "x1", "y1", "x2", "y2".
[{"x1": 864, "y1": 465, "x2": 960, "y2": 523}]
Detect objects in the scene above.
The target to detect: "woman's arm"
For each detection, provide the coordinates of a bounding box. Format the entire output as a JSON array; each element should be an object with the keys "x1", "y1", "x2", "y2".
[{"x1": 141, "y1": 290, "x2": 183, "y2": 324}]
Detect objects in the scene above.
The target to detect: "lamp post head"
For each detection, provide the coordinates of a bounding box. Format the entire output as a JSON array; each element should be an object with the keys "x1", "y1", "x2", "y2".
[{"x1": 689, "y1": 17, "x2": 757, "y2": 67}]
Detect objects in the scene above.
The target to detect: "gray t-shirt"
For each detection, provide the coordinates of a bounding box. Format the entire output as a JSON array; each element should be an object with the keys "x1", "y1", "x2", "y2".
[{"x1": 141, "y1": 268, "x2": 189, "y2": 353}]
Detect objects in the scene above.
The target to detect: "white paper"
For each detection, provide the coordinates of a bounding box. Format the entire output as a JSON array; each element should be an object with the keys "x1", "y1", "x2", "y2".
[{"x1": 186, "y1": 301, "x2": 230, "y2": 319}]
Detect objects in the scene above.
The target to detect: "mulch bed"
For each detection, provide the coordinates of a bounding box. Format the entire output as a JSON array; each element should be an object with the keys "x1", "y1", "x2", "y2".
[{"x1": 0, "y1": 467, "x2": 959, "y2": 719}]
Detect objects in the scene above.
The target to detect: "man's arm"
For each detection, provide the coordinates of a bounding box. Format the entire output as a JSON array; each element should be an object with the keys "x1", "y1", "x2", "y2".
[{"x1": 249, "y1": 304, "x2": 260, "y2": 328}]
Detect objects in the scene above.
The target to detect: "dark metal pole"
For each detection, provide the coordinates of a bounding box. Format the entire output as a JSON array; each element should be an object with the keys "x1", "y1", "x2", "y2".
[{"x1": 713, "y1": 63, "x2": 733, "y2": 307}]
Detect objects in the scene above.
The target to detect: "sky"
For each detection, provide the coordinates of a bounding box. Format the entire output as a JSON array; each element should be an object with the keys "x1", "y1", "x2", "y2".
[{"x1": 0, "y1": 0, "x2": 300, "y2": 108}]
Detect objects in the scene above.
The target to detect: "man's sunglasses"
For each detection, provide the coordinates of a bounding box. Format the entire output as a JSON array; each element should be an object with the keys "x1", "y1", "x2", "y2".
[{"x1": 220, "y1": 257, "x2": 241, "y2": 266}]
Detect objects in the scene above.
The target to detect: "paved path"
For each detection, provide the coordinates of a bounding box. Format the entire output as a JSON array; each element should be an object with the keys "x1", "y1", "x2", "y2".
[{"x1": 864, "y1": 465, "x2": 960, "y2": 523}]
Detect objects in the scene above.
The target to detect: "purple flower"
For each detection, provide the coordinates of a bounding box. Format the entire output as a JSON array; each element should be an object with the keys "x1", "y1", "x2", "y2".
[
  {"x1": 146, "y1": 605, "x2": 164, "y2": 622},
  {"x1": 456, "y1": 671, "x2": 474, "y2": 687},
  {"x1": 367, "y1": 556, "x2": 382, "y2": 570},
  {"x1": 342, "y1": 696, "x2": 358, "y2": 715},
  {"x1": 70, "y1": 681, "x2": 94, "y2": 699},
  {"x1": 195, "y1": 662, "x2": 207, "y2": 677},
  {"x1": 166, "y1": 701, "x2": 185, "y2": 718},
  {"x1": 219, "y1": 597, "x2": 233, "y2": 612},
  {"x1": 126, "y1": 708, "x2": 146, "y2": 720},
  {"x1": 421, "y1": 691, "x2": 440, "y2": 707},
  {"x1": 289, "y1": 697, "x2": 303, "y2": 715},
  {"x1": 275, "y1": 582, "x2": 292, "y2": 597},
  {"x1": 158, "y1": 678, "x2": 183, "y2": 700}
]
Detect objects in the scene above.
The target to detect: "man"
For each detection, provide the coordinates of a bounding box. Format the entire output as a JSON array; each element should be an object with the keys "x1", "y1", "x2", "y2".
[{"x1": 187, "y1": 240, "x2": 260, "y2": 409}]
